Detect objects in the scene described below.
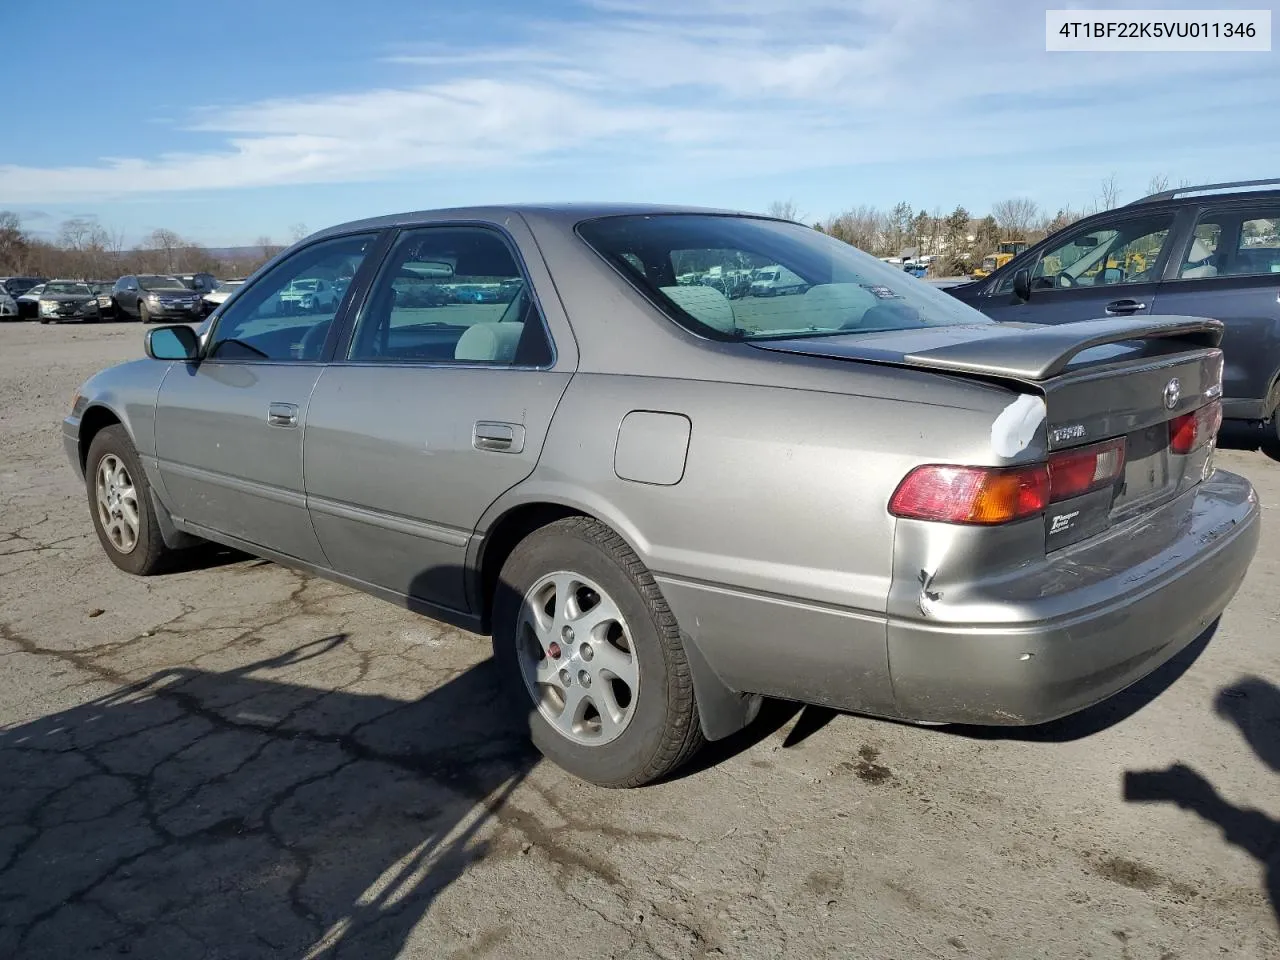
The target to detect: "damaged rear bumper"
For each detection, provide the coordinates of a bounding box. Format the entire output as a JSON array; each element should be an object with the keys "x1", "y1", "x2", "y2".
[{"x1": 886, "y1": 469, "x2": 1259, "y2": 725}]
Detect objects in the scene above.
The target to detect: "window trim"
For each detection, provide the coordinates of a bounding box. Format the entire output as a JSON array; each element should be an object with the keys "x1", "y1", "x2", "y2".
[
  {"x1": 335, "y1": 221, "x2": 558, "y2": 371},
  {"x1": 201, "y1": 230, "x2": 388, "y2": 366}
]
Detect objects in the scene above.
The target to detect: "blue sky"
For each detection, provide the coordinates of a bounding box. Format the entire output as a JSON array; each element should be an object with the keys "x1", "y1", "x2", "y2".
[{"x1": 2, "y1": 0, "x2": 1278, "y2": 246}]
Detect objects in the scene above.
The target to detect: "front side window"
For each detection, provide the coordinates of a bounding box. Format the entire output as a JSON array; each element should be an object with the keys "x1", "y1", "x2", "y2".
[
  {"x1": 208, "y1": 233, "x2": 374, "y2": 362},
  {"x1": 1006, "y1": 214, "x2": 1173, "y2": 293},
  {"x1": 347, "y1": 226, "x2": 552, "y2": 366},
  {"x1": 577, "y1": 214, "x2": 988, "y2": 340}
]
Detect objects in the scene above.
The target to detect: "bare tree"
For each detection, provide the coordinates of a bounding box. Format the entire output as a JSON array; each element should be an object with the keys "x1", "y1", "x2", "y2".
[
  {"x1": 0, "y1": 211, "x2": 30, "y2": 274},
  {"x1": 256, "y1": 235, "x2": 283, "y2": 262},
  {"x1": 991, "y1": 198, "x2": 1040, "y2": 240},
  {"x1": 765, "y1": 200, "x2": 803, "y2": 222},
  {"x1": 1098, "y1": 173, "x2": 1121, "y2": 210},
  {"x1": 1147, "y1": 174, "x2": 1170, "y2": 196},
  {"x1": 820, "y1": 205, "x2": 887, "y2": 254},
  {"x1": 289, "y1": 222, "x2": 310, "y2": 243}
]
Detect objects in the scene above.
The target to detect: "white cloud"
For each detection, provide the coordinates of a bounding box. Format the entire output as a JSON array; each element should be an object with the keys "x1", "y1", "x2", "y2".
[{"x1": 1, "y1": 0, "x2": 1273, "y2": 203}]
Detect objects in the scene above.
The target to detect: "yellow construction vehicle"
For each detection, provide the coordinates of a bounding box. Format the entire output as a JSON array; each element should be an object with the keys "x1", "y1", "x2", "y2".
[{"x1": 971, "y1": 240, "x2": 1028, "y2": 279}]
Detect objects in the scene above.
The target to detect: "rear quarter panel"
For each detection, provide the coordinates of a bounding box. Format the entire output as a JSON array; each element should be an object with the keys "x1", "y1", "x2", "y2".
[{"x1": 492, "y1": 368, "x2": 1017, "y2": 710}]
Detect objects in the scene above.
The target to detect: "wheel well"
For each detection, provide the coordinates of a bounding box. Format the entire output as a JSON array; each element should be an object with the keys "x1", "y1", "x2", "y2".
[
  {"x1": 78, "y1": 406, "x2": 122, "y2": 472},
  {"x1": 477, "y1": 503, "x2": 586, "y2": 630}
]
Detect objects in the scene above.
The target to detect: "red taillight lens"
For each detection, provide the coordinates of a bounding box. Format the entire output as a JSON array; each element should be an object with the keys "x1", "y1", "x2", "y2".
[
  {"x1": 1169, "y1": 400, "x2": 1223, "y2": 455},
  {"x1": 1047, "y1": 438, "x2": 1126, "y2": 502},
  {"x1": 889, "y1": 464, "x2": 1050, "y2": 525}
]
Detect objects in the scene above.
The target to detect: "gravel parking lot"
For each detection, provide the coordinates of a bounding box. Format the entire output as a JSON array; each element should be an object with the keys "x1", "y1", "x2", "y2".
[{"x1": 2, "y1": 321, "x2": 1278, "y2": 960}]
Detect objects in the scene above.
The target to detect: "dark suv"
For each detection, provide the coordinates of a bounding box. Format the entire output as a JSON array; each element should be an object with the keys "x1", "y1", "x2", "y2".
[
  {"x1": 947, "y1": 179, "x2": 1280, "y2": 443},
  {"x1": 112, "y1": 275, "x2": 205, "y2": 323}
]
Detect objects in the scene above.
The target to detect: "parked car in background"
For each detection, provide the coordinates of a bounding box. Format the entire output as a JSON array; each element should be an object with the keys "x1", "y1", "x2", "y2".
[
  {"x1": 15, "y1": 283, "x2": 46, "y2": 320},
  {"x1": 62, "y1": 204, "x2": 1258, "y2": 788},
  {"x1": 201, "y1": 279, "x2": 245, "y2": 314},
  {"x1": 37, "y1": 281, "x2": 103, "y2": 324},
  {"x1": 0, "y1": 288, "x2": 17, "y2": 319},
  {"x1": 748, "y1": 264, "x2": 807, "y2": 296},
  {"x1": 277, "y1": 277, "x2": 337, "y2": 314},
  {"x1": 88, "y1": 282, "x2": 116, "y2": 319},
  {"x1": 173, "y1": 273, "x2": 219, "y2": 297},
  {"x1": 112, "y1": 275, "x2": 205, "y2": 323},
  {"x1": 1, "y1": 276, "x2": 45, "y2": 299},
  {"x1": 947, "y1": 178, "x2": 1280, "y2": 444}
]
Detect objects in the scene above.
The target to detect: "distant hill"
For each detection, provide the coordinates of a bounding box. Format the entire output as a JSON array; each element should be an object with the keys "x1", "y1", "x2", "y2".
[{"x1": 205, "y1": 246, "x2": 271, "y2": 263}]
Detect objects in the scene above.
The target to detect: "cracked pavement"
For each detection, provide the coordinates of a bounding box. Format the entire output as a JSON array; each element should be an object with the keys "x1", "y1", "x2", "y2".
[{"x1": 2, "y1": 322, "x2": 1278, "y2": 959}]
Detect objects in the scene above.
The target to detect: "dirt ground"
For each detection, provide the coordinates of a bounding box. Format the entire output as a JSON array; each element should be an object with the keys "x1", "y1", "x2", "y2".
[{"x1": 1, "y1": 321, "x2": 1277, "y2": 960}]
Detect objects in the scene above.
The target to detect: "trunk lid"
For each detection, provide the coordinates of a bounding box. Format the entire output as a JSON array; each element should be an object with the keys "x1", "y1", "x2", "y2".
[{"x1": 751, "y1": 315, "x2": 1226, "y2": 549}]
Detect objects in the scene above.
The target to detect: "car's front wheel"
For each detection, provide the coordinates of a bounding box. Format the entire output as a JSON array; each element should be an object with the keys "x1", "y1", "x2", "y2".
[
  {"x1": 85, "y1": 425, "x2": 176, "y2": 575},
  {"x1": 138, "y1": 300, "x2": 150, "y2": 323},
  {"x1": 493, "y1": 517, "x2": 704, "y2": 787}
]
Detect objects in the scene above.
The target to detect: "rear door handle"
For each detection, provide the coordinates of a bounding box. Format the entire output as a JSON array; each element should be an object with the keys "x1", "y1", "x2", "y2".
[
  {"x1": 267, "y1": 402, "x2": 299, "y2": 427},
  {"x1": 1105, "y1": 299, "x2": 1147, "y2": 315},
  {"x1": 473, "y1": 420, "x2": 525, "y2": 453}
]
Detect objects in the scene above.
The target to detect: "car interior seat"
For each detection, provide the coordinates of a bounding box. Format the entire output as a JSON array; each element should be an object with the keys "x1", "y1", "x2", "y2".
[
  {"x1": 660, "y1": 284, "x2": 737, "y2": 333},
  {"x1": 454, "y1": 322, "x2": 525, "y2": 363}
]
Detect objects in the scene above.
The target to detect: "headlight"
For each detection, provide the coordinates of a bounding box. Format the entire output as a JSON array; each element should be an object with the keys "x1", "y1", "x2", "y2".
[
  {"x1": 40, "y1": 301, "x2": 59, "y2": 316},
  {"x1": 146, "y1": 293, "x2": 161, "y2": 303}
]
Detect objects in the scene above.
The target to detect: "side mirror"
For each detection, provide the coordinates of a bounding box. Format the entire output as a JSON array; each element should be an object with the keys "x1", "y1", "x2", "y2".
[
  {"x1": 1012, "y1": 268, "x2": 1032, "y2": 302},
  {"x1": 145, "y1": 324, "x2": 200, "y2": 361}
]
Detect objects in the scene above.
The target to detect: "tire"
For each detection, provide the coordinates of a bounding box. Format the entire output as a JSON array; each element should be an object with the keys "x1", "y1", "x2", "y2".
[
  {"x1": 39, "y1": 317, "x2": 49, "y2": 325},
  {"x1": 85, "y1": 425, "x2": 175, "y2": 576},
  {"x1": 138, "y1": 300, "x2": 150, "y2": 323},
  {"x1": 492, "y1": 516, "x2": 704, "y2": 787}
]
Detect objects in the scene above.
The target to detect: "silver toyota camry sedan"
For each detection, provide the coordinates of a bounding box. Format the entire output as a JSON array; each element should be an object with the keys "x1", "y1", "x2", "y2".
[{"x1": 64, "y1": 204, "x2": 1261, "y2": 787}]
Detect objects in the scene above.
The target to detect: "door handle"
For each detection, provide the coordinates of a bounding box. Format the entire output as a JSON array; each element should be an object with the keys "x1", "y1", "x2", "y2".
[
  {"x1": 473, "y1": 421, "x2": 525, "y2": 453},
  {"x1": 1105, "y1": 299, "x2": 1147, "y2": 315},
  {"x1": 267, "y1": 402, "x2": 299, "y2": 427}
]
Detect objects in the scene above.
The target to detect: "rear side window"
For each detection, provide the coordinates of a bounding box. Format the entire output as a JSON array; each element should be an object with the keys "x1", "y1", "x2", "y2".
[
  {"x1": 1178, "y1": 209, "x2": 1280, "y2": 279},
  {"x1": 347, "y1": 226, "x2": 553, "y2": 366}
]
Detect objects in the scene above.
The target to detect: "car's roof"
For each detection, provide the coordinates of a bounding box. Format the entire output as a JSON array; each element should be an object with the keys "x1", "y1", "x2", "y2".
[{"x1": 314, "y1": 202, "x2": 759, "y2": 238}]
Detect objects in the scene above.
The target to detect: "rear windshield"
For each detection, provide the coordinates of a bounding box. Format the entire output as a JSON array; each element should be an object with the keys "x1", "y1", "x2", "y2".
[{"x1": 576, "y1": 214, "x2": 990, "y2": 341}]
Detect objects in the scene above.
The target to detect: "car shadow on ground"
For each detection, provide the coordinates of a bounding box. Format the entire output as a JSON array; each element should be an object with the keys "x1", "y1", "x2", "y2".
[
  {"x1": 1219, "y1": 420, "x2": 1280, "y2": 464},
  {"x1": 1123, "y1": 676, "x2": 1280, "y2": 928},
  {"x1": 0, "y1": 634, "x2": 539, "y2": 960}
]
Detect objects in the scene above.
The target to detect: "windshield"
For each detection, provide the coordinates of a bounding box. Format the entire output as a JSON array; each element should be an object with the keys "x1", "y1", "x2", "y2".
[
  {"x1": 287, "y1": 279, "x2": 320, "y2": 292},
  {"x1": 576, "y1": 214, "x2": 989, "y2": 340},
  {"x1": 215, "y1": 280, "x2": 243, "y2": 293},
  {"x1": 138, "y1": 276, "x2": 185, "y2": 291},
  {"x1": 43, "y1": 282, "x2": 93, "y2": 296}
]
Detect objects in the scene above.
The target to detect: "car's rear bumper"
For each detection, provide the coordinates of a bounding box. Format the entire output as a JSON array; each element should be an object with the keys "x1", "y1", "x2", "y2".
[
  {"x1": 657, "y1": 469, "x2": 1259, "y2": 728},
  {"x1": 1223, "y1": 396, "x2": 1270, "y2": 421},
  {"x1": 886, "y1": 469, "x2": 1260, "y2": 725}
]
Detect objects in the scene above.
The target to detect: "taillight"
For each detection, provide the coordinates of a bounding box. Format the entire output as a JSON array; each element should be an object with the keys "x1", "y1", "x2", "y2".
[
  {"x1": 1047, "y1": 438, "x2": 1126, "y2": 501},
  {"x1": 891, "y1": 437, "x2": 1128, "y2": 526},
  {"x1": 1169, "y1": 399, "x2": 1223, "y2": 455},
  {"x1": 889, "y1": 464, "x2": 1050, "y2": 525}
]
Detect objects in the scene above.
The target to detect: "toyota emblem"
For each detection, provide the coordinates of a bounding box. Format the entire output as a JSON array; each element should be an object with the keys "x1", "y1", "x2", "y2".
[{"x1": 1163, "y1": 377, "x2": 1181, "y2": 410}]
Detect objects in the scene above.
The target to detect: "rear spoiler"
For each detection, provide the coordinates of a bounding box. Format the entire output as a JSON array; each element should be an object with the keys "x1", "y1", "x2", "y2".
[{"x1": 903, "y1": 316, "x2": 1223, "y2": 381}]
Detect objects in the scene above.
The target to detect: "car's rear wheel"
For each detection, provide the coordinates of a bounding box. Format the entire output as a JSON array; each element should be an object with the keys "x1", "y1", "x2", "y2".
[
  {"x1": 85, "y1": 425, "x2": 175, "y2": 576},
  {"x1": 492, "y1": 517, "x2": 704, "y2": 787}
]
